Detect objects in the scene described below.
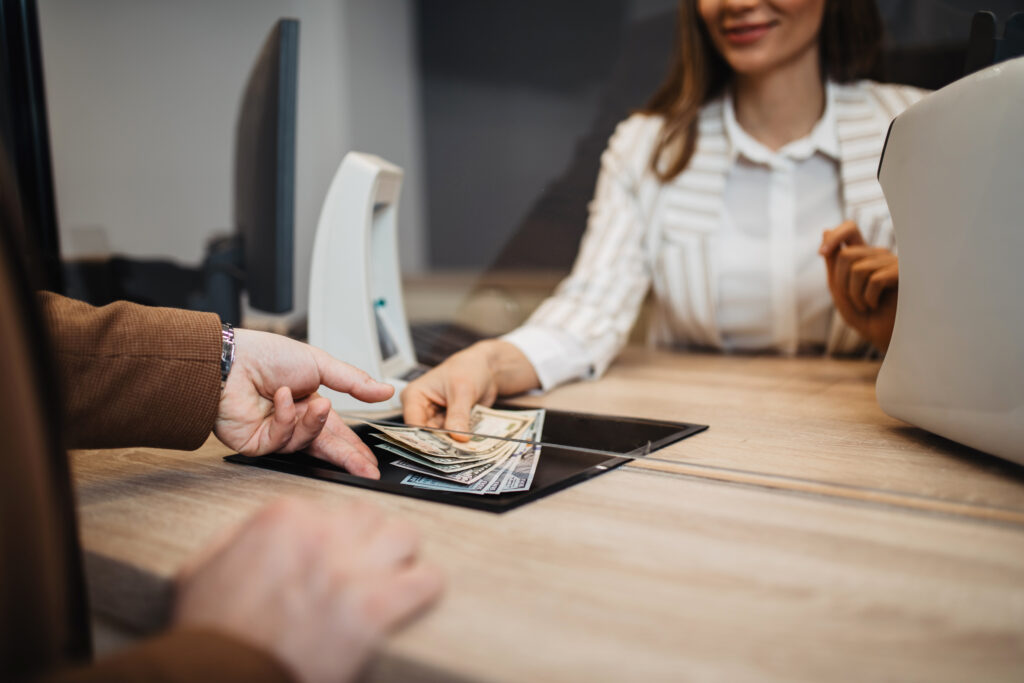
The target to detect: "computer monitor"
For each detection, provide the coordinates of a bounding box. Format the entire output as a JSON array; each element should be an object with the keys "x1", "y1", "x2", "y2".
[
  {"x1": 206, "y1": 18, "x2": 298, "y2": 324},
  {"x1": 233, "y1": 18, "x2": 297, "y2": 315}
]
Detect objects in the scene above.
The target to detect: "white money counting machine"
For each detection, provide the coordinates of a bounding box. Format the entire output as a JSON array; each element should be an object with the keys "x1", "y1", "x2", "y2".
[
  {"x1": 875, "y1": 55, "x2": 1024, "y2": 465},
  {"x1": 308, "y1": 152, "x2": 417, "y2": 413}
]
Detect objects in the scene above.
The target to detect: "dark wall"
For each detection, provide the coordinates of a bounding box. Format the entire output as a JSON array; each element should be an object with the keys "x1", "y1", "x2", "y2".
[
  {"x1": 417, "y1": 0, "x2": 654, "y2": 270},
  {"x1": 417, "y1": 0, "x2": 1023, "y2": 272}
]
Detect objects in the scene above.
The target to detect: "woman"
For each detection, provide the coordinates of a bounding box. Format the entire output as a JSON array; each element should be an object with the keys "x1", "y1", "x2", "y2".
[{"x1": 403, "y1": 0, "x2": 927, "y2": 436}]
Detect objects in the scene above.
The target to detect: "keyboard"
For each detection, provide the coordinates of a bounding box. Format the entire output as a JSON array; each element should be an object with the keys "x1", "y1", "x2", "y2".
[{"x1": 410, "y1": 321, "x2": 486, "y2": 368}]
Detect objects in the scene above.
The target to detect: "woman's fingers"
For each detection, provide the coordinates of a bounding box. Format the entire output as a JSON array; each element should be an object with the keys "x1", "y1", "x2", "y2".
[
  {"x1": 849, "y1": 255, "x2": 896, "y2": 312},
  {"x1": 822, "y1": 222, "x2": 874, "y2": 314},
  {"x1": 833, "y1": 245, "x2": 880, "y2": 312},
  {"x1": 819, "y1": 220, "x2": 864, "y2": 257},
  {"x1": 401, "y1": 383, "x2": 437, "y2": 430},
  {"x1": 443, "y1": 379, "x2": 480, "y2": 442},
  {"x1": 818, "y1": 223, "x2": 900, "y2": 351},
  {"x1": 864, "y1": 261, "x2": 899, "y2": 309}
]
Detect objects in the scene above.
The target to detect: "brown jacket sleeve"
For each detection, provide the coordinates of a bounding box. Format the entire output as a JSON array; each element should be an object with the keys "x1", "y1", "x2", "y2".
[
  {"x1": 37, "y1": 292, "x2": 223, "y2": 450},
  {"x1": 26, "y1": 296, "x2": 297, "y2": 682},
  {"x1": 44, "y1": 629, "x2": 294, "y2": 683},
  {"x1": 26, "y1": 295, "x2": 297, "y2": 681},
  {"x1": 1, "y1": 154, "x2": 292, "y2": 682}
]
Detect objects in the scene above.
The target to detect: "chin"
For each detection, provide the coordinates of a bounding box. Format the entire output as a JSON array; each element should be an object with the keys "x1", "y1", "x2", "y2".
[{"x1": 724, "y1": 55, "x2": 777, "y2": 78}]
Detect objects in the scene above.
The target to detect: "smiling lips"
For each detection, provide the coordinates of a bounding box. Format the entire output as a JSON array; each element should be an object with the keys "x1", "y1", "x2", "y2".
[{"x1": 722, "y1": 21, "x2": 777, "y2": 45}]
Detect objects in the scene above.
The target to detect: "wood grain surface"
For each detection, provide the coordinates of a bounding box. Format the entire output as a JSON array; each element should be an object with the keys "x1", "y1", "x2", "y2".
[
  {"x1": 71, "y1": 350, "x2": 1024, "y2": 681},
  {"x1": 519, "y1": 349, "x2": 1024, "y2": 519}
]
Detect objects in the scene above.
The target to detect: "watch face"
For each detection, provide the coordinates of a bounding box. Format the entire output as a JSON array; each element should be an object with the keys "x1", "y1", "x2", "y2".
[{"x1": 221, "y1": 324, "x2": 236, "y2": 381}]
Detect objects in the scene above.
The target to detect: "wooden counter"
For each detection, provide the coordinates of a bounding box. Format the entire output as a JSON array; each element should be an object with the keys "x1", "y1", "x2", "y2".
[{"x1": 72, "y1": 348, "x2": 1024, "y2": 681}]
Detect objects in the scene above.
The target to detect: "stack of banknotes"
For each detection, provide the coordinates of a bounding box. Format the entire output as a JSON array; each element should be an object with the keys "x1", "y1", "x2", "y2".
[{"x1": 371, "y1": 406, "x2": 545, "y2": 495}]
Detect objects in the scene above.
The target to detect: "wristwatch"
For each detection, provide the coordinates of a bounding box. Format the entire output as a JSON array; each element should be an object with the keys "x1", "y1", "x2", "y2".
[{"x1": 220, "y1": 322, "x2": 236, "y2": 388}]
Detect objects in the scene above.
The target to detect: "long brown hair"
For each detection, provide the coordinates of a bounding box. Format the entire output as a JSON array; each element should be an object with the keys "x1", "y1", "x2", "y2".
[{"x1": 642, "y1": 0, "x2": 883, "y2": 182}]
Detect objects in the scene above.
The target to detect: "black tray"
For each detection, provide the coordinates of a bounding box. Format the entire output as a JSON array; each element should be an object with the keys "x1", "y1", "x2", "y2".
[{"x1": 225, "y1": 407, "x2": 706, "y2": 513}]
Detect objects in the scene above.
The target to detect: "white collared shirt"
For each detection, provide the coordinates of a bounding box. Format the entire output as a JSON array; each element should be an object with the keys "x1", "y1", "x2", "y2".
[
  {"x1": 505, "y1": 82, "x2": 851, "y2": 389},
  {"x1": 716, "y1": 83, "x2": 842, "y2": 354}
]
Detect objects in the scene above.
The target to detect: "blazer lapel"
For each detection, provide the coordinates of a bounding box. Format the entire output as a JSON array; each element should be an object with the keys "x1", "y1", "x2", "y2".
[
  {"x1": 825, "y1": 82, "x2": 893, "y2": 353},
  {"x1": 652, "y1": 99, "x2": 730, "y2": 348}
]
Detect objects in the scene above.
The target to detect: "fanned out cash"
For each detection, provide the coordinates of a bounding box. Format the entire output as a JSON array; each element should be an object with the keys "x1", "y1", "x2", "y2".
[{"x1": 371, "y1": 406, "x2": 545, "y2": 495}]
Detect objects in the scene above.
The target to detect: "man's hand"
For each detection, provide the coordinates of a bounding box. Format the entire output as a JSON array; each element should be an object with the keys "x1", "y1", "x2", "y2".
[
  {"x1": 214, "y1": 329, "x2": 393, "y2": 477},
  {"x1": 175, "y1": 498, "x2": 444, "y2": 683},
  {"x1": 820, "y1": 220, "x2": 899, "y2": 351},
  {"x1": 401, "y1": 340, "x2": 539, "y2": 442}
]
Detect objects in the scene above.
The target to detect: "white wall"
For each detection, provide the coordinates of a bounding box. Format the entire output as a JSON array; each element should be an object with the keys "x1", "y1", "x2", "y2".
[
  {"x1": 37, "y1": 0, "x2": 426, "y2": 324},
  {"x1": 339, "y1": 0, "x2": 427, "y2": 275}
]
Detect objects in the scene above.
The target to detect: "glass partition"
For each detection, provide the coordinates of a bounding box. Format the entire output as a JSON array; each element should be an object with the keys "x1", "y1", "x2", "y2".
[
  {"x1": 404, "y1": 0, "x2": 1019, "y2": 354},
  {"x1": 39, "y1": 0, "x2": 1019, "y2": 349}
]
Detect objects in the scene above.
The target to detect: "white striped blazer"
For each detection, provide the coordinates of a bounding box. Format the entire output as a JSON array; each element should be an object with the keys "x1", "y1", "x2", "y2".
[{"x1": 523, "y1": 80, "x2": 928, "y2": 380}]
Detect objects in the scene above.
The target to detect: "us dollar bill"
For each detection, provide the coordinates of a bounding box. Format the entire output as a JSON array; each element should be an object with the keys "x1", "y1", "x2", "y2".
[
  {"x1": 497, "y1": 409, "x2": 544, "y2": 493},
  {"x1": 374, "y1": 443, "x2": 504, "y2": 474},
  {"x1": 376, "y1": 405, "x2": 536, "y2": 458},
  {"x1": 393, "y1": 406, "x2": 545, "y2": 495},
  {"x1": 371, "y1": 433, "x2": 503, "y2": 467},
  {"x1": 401, "y1": 452, "x2": 521, "y2": 496},
  {"x1": 390, "y1": 451, "x2": 513, "y2": 485}
]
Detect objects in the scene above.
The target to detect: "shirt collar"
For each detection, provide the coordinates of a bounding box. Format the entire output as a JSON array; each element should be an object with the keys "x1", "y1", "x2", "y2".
[{"x1": 723, "y1": 80, "x2": 840, "y2": 164}]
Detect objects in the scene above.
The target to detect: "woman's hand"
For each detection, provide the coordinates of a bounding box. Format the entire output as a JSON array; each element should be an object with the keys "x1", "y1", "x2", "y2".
[
  {"x1": 819, "y1": 220, "x2": 899, "y2": 351},
  {"x1": 401, "y1": 340, "x2": 540, "y2": 442}
]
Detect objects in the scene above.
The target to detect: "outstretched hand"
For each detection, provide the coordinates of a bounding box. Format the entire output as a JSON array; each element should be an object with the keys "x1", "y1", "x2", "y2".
[
  {"x1": 401, "y1": 340, "x2": 539, "y2": 442},
  {"x1": 214, "y1": 329, "x2": 394, "y2": 477},
  {"x1": 820, "y1": 220, "x2": 899, "y2": 351}
]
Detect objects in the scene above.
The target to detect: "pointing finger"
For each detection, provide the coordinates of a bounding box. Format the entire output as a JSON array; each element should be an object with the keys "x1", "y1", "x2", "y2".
[{"x1": 311, "y1": 347, "x2": 395, "y2": 404}]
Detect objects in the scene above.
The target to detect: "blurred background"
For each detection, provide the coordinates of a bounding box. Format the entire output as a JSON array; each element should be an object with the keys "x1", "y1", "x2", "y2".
[{"x1": 29, "y1": 0, "x2": 1024, "y2": 349}]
